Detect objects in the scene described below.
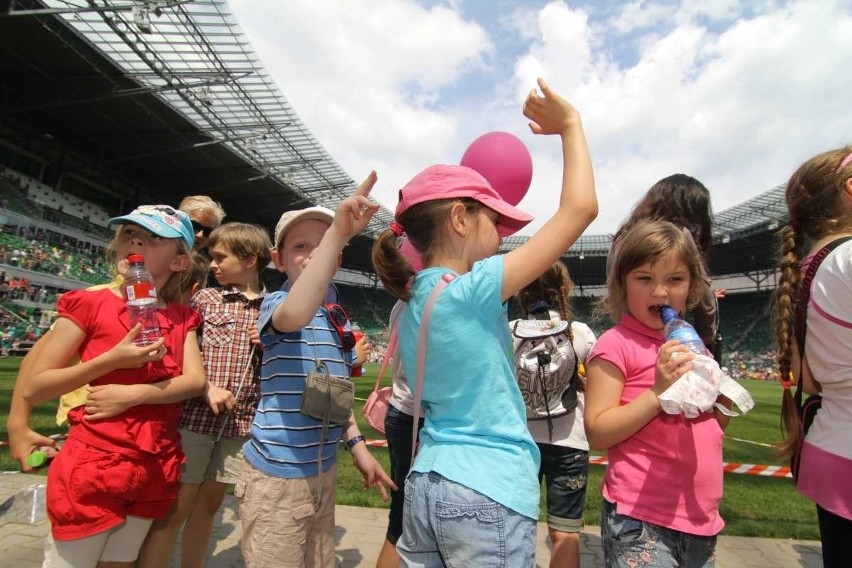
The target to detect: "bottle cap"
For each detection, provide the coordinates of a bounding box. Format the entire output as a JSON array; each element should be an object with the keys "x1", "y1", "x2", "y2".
[
  {"x1": 27, "y1": 451, "x2": 47, "y2": 468},
  {"x1": 660, "y1": 306, "x2": 679, "y2": 323},
  {"x1": 127, "y1": 253, "x2": 145, "y2": 264}
]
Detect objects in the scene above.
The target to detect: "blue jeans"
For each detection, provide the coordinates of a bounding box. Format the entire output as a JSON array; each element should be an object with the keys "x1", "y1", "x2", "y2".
[
  {"x1": 601, "y1": 499, "x2": 717, "y2": 568},
  {"x1": 385, "y1": 405, "x2": 424, "y2": 543},
  {"x1": 397, "y1": 471, "x2": 536, "y2": 567},
  {"x1": 538, "y1": 443, "x2": 588, "y2": 532}
]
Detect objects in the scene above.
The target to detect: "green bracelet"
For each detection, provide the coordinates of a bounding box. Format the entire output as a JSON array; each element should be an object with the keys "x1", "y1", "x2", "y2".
[{"x1": 345, "y1": 435, "x2": 366, "y2": 451}]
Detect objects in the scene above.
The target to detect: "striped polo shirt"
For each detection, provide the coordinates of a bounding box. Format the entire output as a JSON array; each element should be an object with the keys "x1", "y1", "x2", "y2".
[{"x1": 243, "y1": 289, "x2": 352, "y2": 479}]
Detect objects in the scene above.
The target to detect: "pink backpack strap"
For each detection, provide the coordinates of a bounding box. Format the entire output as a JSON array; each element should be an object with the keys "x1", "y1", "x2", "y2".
[
  {"x1": 410, "y1": 273, "x2": 456, "y2": 467},
  {"x1": 372, "y1": 326, "x2": 397, "y2": 394}
]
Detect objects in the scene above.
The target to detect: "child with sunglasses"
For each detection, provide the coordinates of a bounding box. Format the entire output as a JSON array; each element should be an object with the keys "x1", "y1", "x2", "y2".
[
  {"x1": 237, "y1": 188, "x2": 394, "y2": 567},
  {"x1": 178, "y1": 195, "x2": 225, "y2": 253}
]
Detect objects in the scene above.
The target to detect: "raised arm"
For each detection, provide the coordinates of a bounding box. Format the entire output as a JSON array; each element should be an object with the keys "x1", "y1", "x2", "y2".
[
  {"x1": 502, "y1": 78, "x2": 598, "y2": 302},
  {"x1": 272, "y1": 172, "x2": 379, "y2": 332}
]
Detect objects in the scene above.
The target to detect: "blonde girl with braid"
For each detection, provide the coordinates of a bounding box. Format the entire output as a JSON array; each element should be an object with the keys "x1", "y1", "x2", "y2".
[{"x1": 774, "y1": 146, "x2": 852, "y2": 565}]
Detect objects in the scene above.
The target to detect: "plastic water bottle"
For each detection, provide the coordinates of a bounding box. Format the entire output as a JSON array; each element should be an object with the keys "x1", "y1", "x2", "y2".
[
  {"x1": 660, "y1": 306, "x2": 706, "y2": 355},
  {"x1": 124, "y1": 254, "x2": 160, "y2": 346}
]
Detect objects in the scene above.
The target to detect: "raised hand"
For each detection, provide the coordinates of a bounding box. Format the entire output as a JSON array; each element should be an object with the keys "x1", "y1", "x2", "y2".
[
  {"x1": 523, "y1": 77, "x2": 579, "y2": 136},
  {"x1": 332, "y1": 171, "x2": 380, "y2": 239}
]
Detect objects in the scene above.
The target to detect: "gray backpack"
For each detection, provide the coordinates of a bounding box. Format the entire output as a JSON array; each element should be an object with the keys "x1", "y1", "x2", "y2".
[{"x1": 512, "y1": 318, "x2": 579, "y2": 439}]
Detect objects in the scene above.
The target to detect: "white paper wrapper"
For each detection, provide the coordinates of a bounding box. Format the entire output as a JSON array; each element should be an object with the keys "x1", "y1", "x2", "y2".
[{"x1": 658, "y1": 354, "x2": 755, "y2": 418}]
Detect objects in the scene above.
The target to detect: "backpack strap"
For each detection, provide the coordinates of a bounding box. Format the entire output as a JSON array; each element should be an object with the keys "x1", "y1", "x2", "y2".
[
  {"x1": 371, "y1": 324, "x2": 397, "y2": 395},
  {"x1": 792, "y1": 236, "x2": 852, "y2": 408},
  {"x1": 410, "y1": 273, "x2": 456, "y2": 468}
]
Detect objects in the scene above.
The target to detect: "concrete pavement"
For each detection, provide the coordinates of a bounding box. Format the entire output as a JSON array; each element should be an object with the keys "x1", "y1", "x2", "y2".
[{"x1": 0, "y1": 472, "x2": 823, "y2": 567}]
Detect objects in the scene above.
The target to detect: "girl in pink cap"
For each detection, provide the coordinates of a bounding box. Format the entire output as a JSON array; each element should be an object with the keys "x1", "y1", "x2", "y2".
[{"x1": 372, "y1": 78, "x2": 598, "y2": 566}]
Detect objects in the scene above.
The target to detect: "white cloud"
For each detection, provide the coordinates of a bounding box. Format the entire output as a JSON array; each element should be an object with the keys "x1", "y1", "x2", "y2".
[
  {"x1": 229, "y1": 0, "x2": 491, "y2": 209},
  {"x1": 229, "y1": 0, "x2": 852, "y2": 238},
  {"x1": 611, "y1": 0, "x2": 677, "y2": 34}
]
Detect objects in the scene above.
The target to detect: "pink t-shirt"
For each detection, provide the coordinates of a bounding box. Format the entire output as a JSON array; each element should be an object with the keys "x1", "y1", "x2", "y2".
[{"x1": 589, "y1": 314, "x2": 725, "y2": 536}]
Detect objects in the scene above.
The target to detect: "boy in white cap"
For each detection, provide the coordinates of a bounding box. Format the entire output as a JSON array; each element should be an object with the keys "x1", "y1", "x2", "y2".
[{"x1": 236, "y1": 179, "x2": 394, "y2": 567}]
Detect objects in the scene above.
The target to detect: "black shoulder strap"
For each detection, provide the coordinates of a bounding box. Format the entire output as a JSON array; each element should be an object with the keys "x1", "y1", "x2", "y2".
[{"x1": 793, "y1": 236, "x2": 852, "y2": 406}]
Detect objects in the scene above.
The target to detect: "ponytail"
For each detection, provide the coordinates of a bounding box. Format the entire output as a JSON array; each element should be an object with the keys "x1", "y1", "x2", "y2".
[{"x1": 372, "y1": 229, "x2": 415, "y2": 302}]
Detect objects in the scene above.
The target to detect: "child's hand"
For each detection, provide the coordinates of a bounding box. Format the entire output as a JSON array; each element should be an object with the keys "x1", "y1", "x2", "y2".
[
  {"x1": 354, "y1": 335, "x2": 371, "y2": 367},
  {"x1": 8, "y1": 427, "x2": 57, "y2": 472},
  {"x1": 106, "y1": 325, "x2": 167, "y2": 369},
  {"x1": 523, "y1": 78, "x2": 579, "y2": 136},
  {"x1": 350, "y1": 443, "x2": 397, "y2": 501},
  {"x1": 205, "y1": 383, "x2": 235, "y2": 416},
  {"x1": 83, "y1": 383, "x2": 140, "y2": 420},
  {"x1": 331, "y1": 171, "x2": 380, "y2": 240},
  {"x1": 652, "y1": 340, "x2": 696, "y2": 397},
  {"x1": 248, "y1": 325, "x2": 261, "y2": 346}
]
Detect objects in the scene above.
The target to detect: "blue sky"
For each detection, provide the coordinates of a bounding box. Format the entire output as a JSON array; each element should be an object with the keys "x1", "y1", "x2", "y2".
[{"x1": 228, "y1": 0, "x2": 852, "y2": 235}]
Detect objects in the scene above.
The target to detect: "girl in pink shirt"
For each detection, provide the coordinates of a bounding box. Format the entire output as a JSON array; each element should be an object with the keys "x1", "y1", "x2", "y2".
[{"x1": 586, "y1": 220, "x2": 732, "y2": 567}]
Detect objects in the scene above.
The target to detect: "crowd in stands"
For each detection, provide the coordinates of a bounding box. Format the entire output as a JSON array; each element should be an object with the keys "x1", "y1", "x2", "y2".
[{"x1": 0, "y1": 228, "x2": 111, "y2": 287}]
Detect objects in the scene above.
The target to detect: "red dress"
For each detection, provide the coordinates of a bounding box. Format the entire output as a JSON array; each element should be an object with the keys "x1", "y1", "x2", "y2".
[{"x1": 46, "y1": 289, "x2": 201, "y2": 540}]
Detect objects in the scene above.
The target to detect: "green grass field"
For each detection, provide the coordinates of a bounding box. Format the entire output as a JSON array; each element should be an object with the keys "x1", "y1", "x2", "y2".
[{"x1": 0, "y1": 358, "x2": 818, "y2": 539}]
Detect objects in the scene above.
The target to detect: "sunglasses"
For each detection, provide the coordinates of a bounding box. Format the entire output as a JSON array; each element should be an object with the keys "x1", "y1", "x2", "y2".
[
  {"x1": 326, "y1": 303, "x2": 356, "y2": 351},
  {"x1": 191, "y1": 220, "x2": 216, "y2": 237}
]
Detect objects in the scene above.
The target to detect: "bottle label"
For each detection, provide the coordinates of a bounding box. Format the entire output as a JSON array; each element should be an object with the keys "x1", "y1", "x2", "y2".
[
  {"x1": 668, "y1": 327, "x2": 703, "y2": 344},
  {"x1": 126, "y1": 282, "x2": 156, "y2": 302}
]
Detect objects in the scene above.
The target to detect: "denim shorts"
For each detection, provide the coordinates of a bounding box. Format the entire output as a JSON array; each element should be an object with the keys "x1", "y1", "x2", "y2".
[
  {"x1": 385, "y1": 405, "x2": 424, "y2": 544},
  {"x1": 538, "y1": 443, "x2": 588, "y2": 533},
  {"x1": 397, "y1": 471, "x2": 537, "y2": 567},
  {"x1": 601, "y1": 499, "x2": 717, "y2": 568}
]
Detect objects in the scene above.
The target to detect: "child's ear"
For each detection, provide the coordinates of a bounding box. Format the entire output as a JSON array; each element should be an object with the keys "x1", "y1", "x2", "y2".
[
  {"x1": 170, "y1": 254, "x2": 191, "y2": 273},
  {"x1": 245, "y1": 252, "x2": 258, "y2": 270},
  {"x1": 271, "y1": 249, "x2": 285, "y2": 273},
  {"x1": 448, "y1": 202, "x2": 469, "y2": 238}
]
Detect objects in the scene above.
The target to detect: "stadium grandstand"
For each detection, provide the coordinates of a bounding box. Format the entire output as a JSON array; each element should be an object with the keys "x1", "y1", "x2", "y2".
[{"x1": 0, "y1": 0, "x2": 779, "y2": 372}]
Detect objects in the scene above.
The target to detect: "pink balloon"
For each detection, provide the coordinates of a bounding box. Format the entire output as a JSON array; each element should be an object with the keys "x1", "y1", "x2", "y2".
[{"x1": 460, "y1": 131, "x2": 533, "y2": 206}]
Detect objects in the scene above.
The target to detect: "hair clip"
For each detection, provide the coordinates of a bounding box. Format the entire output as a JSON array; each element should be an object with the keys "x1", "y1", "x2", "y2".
[{"x1": 390, "y1": 220, "x2": 405, "y2": 236}]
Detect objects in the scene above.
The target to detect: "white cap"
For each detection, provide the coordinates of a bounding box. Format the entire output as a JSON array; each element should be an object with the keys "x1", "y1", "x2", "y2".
[{"x1": 273, "y1": 206, "x2": 334, "y2": 248}]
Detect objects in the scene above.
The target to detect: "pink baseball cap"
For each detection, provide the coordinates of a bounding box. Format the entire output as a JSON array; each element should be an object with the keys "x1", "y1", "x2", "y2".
[{"x1": 395, "y1": 164, "x2": 533, "y2": 237}]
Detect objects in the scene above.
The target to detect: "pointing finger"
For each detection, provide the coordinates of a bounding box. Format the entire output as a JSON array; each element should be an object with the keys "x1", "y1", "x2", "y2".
[{"x1": 354, "y1": 171, "x2": 378, "y2": 197}]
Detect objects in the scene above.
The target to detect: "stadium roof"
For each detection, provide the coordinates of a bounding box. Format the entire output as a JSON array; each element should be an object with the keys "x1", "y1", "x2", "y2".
[{"x1": 1, "y1": 0, "x2": 787, "y2": 286}]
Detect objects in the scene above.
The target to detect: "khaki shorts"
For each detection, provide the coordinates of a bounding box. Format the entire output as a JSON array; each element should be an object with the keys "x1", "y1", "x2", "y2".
[
  {"x1": 179, "y1": 428, "x2": 248, "y2": 485},
  {"x1": 236, "y1": 459, "x2": 337, "y2": 568}
]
